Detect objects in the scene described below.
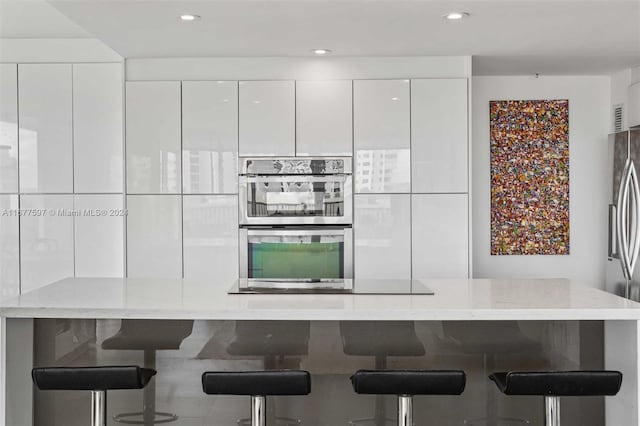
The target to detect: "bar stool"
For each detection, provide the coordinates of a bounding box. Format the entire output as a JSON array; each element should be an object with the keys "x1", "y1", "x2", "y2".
[
  {"x1": 489, "y1": 371, "x2": 623, "y2": 426},
  {"x1": 202, "y1": 370, "x2": 311, "y2": 426},
  {"x1": 102, "y1": 319, "x2": 194, "y2": 424},
  {"x1": 350, "y1": 370, "x2": 466, "y2": 426},
  {"x1": 340, "y1": 321, "x2": 425, "y2": 426},
  {"x1": 32, "y1": 366, "x2": 156, "y2": 426},
  {"x1": 441, "y1": 321, "x2": 541, "y2": 425}
]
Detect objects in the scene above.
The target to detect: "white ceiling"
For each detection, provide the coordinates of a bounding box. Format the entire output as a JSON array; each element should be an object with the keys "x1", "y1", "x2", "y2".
[
  {"x1": 0, "y1": 0, "x2": 92, "y2": 38},
  {"x1": 1, "y1": 0, "x2": 639, "y2": 75}
]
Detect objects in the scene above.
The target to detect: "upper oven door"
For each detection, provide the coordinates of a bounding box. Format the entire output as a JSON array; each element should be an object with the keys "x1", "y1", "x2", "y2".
[{"x1": 239, "y1": 175, "x2": 353, "y2": 225}]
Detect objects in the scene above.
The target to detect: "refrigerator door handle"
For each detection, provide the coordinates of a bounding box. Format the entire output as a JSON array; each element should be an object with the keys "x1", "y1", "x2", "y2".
[
  {"x1": 608, "y1": 204, "x2": 618, "y2": 259},
  {"x1": 617, "y1": 159, "x2": 632, "y2": 279},
  {"x1": 628, "y1": 160, "x2": 640, "y2": 277}
]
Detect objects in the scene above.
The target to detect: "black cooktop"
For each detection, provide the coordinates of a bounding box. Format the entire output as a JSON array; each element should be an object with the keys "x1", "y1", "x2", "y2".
[{"x1": 228, "y1": 279, "x2": 435, "y2": 295}]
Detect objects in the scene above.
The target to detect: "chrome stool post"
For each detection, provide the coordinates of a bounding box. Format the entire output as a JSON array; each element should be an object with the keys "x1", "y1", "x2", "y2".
[
  {"x1": 252, "y1": 396, "x2": 267, "y2": 426},
  {"x1": 397, "y1": 395, "x2": 412, "y2": 426},
  {"x1": 91, "y1": 390, "x2": 107, "y2": 426},
  {"x1": 544, "y1": 396, "x2": 560, "y2": 426}
]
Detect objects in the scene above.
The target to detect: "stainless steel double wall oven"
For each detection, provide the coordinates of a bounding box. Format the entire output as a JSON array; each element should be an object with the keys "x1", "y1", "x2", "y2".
[{"x1": 239, "y1": 157, "x2": 353, "y2": 285}]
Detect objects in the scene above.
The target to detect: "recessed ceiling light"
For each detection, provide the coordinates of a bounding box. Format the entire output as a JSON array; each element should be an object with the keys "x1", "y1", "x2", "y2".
[
  {"x1": 180, "y1": 14, "x2": 200, "y2": 21},
  {"x1": 391, "y1": 97, "x2": 400, "y2": 101},
  {"x1": 444, "y1": 12, "x2": 470, "y2": 20},
  {"x1": 312, "y1": 49, "x2": 332, "y2": 55}
]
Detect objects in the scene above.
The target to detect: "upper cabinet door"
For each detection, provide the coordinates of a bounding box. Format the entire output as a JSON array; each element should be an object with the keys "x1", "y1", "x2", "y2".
[
  {"x1": 296, "y1": 80, "x2": 352, "y2": 156},
  {"x1": 126, "y1": 81, "x2": 181, "y2": 194},
  {"x1": 354, "y1": 80, "x2": 410, "y2": 193},
  {"x1": 18, "y1": 64, "x2": 73, "y2": 193},
  {"x1": 411, "y1": 79, "x2": 468, "y2": 193},
  {"x1": 182, "y1": 81, "x2": 238, "y2": 194},
  {"x1": 74, "y1": 64, "x2": 124, "y2": 193},
  {"x1": 0, "y1": 65, "x2": 18, "y2": 193},
  {"x1": 239, "y1": 80, "x2": 295, "y2": 157}
]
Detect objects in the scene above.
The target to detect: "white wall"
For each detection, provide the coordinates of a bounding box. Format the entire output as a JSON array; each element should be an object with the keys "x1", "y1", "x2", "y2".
[
  {"x1": 472, "y1": 75, "x2": 611, "y2": 289},
  {"x1": 125, "y1": 56, "x2": 471, "y2": 81}
]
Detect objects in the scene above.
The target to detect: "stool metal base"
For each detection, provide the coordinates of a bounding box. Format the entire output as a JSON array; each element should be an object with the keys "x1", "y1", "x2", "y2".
[
  {"x1": 239, "y1": 417, "x2": 301, "y2": 426},
  {"x1": 348, "y1": 417, "x2": 396, "y2": 426},
  {"x1": 464, "y1": 417, "x2": 530, "y2": 426},
  {"x1": 113, "y1": 411, "x2": 178, "y2": 424}
]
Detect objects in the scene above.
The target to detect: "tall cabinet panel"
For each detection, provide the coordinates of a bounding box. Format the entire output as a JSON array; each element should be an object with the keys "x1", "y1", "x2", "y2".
[
  {"x1": 239, "y1": 80, "x2": 295, "y2": 156},
  {"x1": 183, "y1": 195, "x2": 238, "y2": 281},
  {"x1": 126, "y1": 81, "x2": 181, "y2": 194},
  {"x1": 0, "y1": 195, "x2": 19, "y2": 298},
  {"x1": 412, "y1": 194, "x2": 468, "y2": 278},
  {"x1": 354, "y1": 194, "x2": 411, "y2": 279},
  {"x1": 126, "y1": 195, "x2": 182, "y2": 278},
  {"x1": 73, "y1": 64, "x2": 124, "y2": 193},
  {"x1": 182, "y1": 81, "x2": 238, "y2": 194},
  {"x1": 0, "y1": 64, "x2": 18, "y2": 193},
  {"x1": 296, "y1": 80, "x2": 352, "y2": 156},
  {"x1": 20, "y1": 195, "x2": 75, "y2": 292},
  {"x1": 354, "y1": 80, "x2": 410, "y2": 193},
  {"x1": 18, "y1": 64, "x2": 73, "y2": 193},
  {"x1": 74, "y1": 195, "x2": 124, "y2": 277},
  {"x1": 411, "y1": 79, "x2": 468, "y2": 193}
]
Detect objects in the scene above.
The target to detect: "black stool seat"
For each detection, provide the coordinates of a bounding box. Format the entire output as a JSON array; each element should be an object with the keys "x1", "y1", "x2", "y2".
[
  {"x1": 351, "y1": 370, "x2": 466, "y2": 395},
  {"x1": 32, "y1": 366, "x2": 156, "y2": 391},
  {"x1": 489, "y1": 371, "x2": 623, "y2": 396},
  {"x1": 202, "y1": 370, "x2": 311, "y2": 396}
]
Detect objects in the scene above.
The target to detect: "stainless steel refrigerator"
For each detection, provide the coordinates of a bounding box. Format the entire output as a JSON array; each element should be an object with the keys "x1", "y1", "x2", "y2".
[{"x1": 606, "y1": 128, "x2": 640, "y2": 301}]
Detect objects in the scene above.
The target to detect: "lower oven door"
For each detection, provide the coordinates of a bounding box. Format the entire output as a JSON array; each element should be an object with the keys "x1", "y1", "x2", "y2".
[{"x1": 239, "y1": 227, "x2": 353, "y2": 281}]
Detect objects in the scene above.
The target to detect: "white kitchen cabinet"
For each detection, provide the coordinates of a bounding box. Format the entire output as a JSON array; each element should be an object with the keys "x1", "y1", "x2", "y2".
[
  {"x1": 20, "y1": 195, "x2": 75, "y2": 292},
  {"x1": 411, "y1": 79, "x2": 468, "y2": 193},
  {"x1": 0, "y1": 64, "x2": 18, "y2": 193},
  {"x1": 74, "y1": 194, "x2": 124, "y2": 277},
  {"x1": 354, "y1": 80, "x2": 410, "y2": 193},
  {"x1": 18, "y1": 64, "x2": 73, "y2": 193},
  {"x1": 73, "y1": 64, "x2": 124, "y2": 193},
  {"x1": 239, "y1": 80, "x2": 295, "y2": 156},
  {"x1": 126, "y1": 195, "x2": 182, "y2": 278},
  {"x1": 296, "y1": 80, "x2": 352, "y2": 156},
  {"x1": 182, "y1": 81, "x2": 238, "y2": 194},
  {"x1": 354, "y1": 194, "x2": 411, "y2": 279},
  {"x1": 0, "y1": 195, "x2": 19, "y2": 298},
  {"x1": 183, "y1": 195, "x2": 238, "y2": 282},
  {"x1": 412, "y1": 194, "x2": 468, "y2": 278},
  {"x1": 126, "y1": 81, "x2": 181, "y2": 194}
]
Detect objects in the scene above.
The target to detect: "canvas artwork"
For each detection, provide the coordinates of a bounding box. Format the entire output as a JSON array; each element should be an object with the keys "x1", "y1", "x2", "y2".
[{"x1": 490, "y1": 99, "x2": 569, "y2": 255}]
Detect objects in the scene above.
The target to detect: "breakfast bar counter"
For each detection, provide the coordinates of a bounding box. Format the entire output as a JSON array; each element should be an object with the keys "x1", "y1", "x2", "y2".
[
  {"x1": 1, "y1": 278, "x2": 640, "y2": 426},
  {"x1": 1, "y1": 277, "x2": 640, "y2": 321}
]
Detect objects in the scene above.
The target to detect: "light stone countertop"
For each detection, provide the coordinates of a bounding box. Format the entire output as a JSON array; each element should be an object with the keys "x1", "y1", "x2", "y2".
[{"x1": 1, "y1": 277, "x2": 640, "y2": 321}]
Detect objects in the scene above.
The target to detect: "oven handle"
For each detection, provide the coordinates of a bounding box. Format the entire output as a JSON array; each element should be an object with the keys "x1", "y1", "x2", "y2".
[
  {"x1": 246, "y1": 228, "x2": 351, "y2": 237},
  {"x1": 240, "y1": 175, "x2": 349, "y2": 184}
]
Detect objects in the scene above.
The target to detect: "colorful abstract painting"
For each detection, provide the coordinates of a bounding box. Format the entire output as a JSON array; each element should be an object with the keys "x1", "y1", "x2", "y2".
[{"x1": 490, "y1": 99, "x2": 569, "y2": 255}]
